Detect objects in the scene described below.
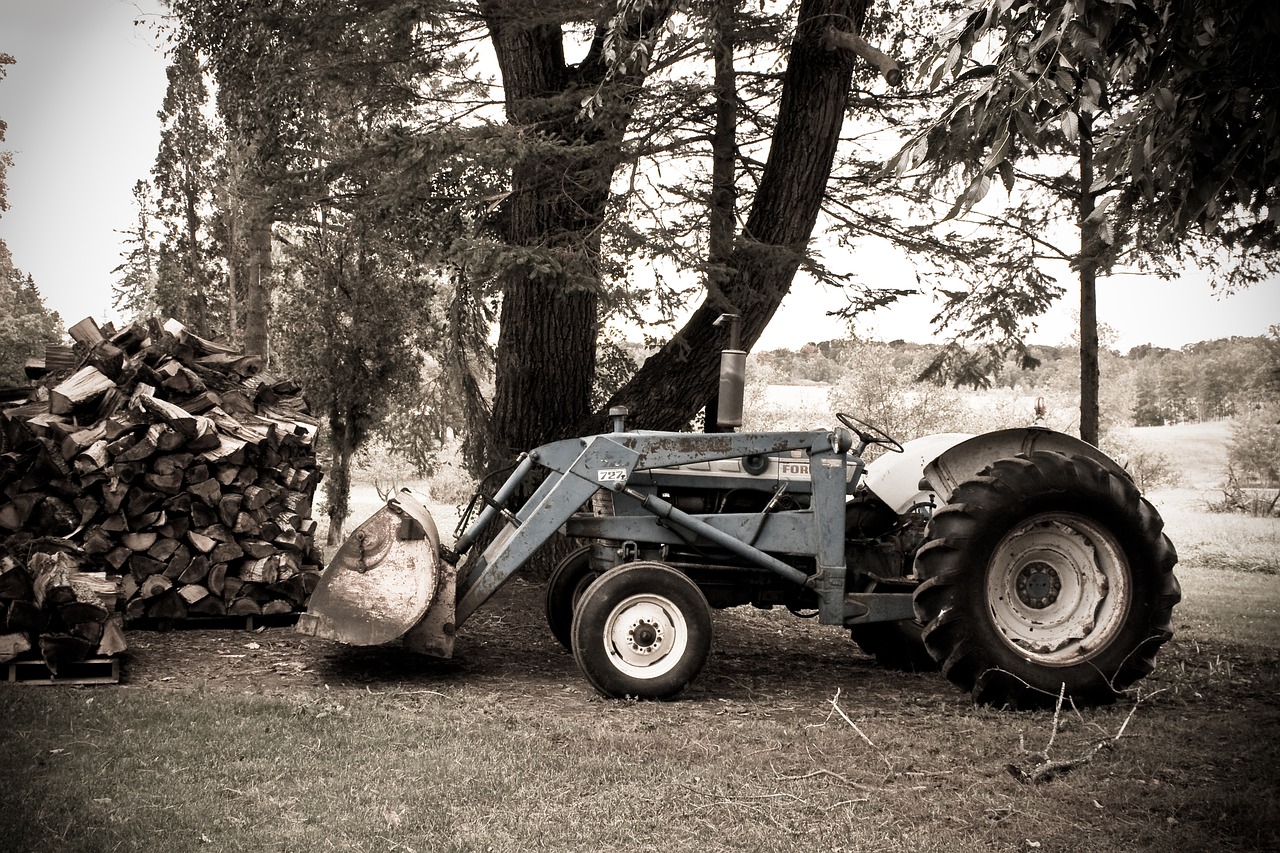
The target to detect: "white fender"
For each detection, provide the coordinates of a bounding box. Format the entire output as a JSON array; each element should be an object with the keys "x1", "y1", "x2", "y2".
[
  {"x1": 862, "y1": 433, "x2": 973, "y2": 514},
  {"x1": 862, "y1": 427, "x2": 1132, "y2": 515}
]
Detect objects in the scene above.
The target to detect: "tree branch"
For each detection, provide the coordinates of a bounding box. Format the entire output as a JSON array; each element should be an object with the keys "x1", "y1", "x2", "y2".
[{"x1": 823, "y1": 26, "x2": 901, "y2": 87}]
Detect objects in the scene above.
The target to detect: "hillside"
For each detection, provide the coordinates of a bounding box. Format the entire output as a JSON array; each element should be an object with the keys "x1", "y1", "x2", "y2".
[{"x1": 1129, "y1": 421, "x2": 1231, "y2": 489}]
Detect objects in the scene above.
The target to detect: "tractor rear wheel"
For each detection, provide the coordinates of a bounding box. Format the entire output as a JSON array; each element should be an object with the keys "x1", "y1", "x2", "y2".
[
  {"x1": 913, "y1": 451, "x2": 1179, "y2": 708},
  {"x1": 850, "y1": 619, "x2": 938, "y2": 672},
  {"x1": 545, "y1": 546, "x2": 598, "y2": 650},
  {"x1": 571, "y1": 562, "x2": 712, "y2": 700}
]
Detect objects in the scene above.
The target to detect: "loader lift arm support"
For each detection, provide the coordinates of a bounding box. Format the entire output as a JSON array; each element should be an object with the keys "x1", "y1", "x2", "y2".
[{"x1": 452, "y1": 428, "x2": 855, "y2": 626}]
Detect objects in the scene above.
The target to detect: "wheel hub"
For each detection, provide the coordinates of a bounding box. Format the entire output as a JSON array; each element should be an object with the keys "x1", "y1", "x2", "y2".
[
  {"x1": 604, "y1": 594, "x2": 689, "y2": 679},
  {"x1": 628, "y1": 619, "x2": 662, "y2": 654},
  {"x1": 1015, "y1": 561, "x2": 1062, "y2": 608},
  {"x1": 986, "y1": 513, "x2": 1132, "y2": 664}
]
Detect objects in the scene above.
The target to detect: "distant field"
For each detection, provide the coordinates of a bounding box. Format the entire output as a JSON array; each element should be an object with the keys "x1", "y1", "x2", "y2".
[
  {"x1": 761, "y1": 383, "x2": 830, "y2": 409},
  {"x1": 1128, "y1": 420, "x2": 1231, "y2": 489}
]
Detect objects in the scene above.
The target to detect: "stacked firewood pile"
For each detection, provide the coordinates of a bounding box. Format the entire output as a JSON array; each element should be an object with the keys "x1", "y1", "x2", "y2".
[
  {"x1": 0, "y1": 541, "x2": 127, "y2": 672},
  {"x1": 0, "y1": 316, "x2": 325, "y2": 672}
]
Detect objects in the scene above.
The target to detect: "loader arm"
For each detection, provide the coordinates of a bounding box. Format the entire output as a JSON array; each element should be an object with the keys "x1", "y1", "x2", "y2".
[
  {"x1": 300, "y1": 427, "x2": 854, "y2": 656},
  {"x1": 453, "y1": 428, "x2": 853, "y2": 624}
]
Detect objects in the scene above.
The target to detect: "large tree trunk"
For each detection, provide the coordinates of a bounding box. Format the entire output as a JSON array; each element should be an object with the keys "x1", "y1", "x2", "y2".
[
  {"x1": 701, "y1": 0, "x2": 739, "y2": 432},
  {"x1": 480, "y1": 0, "x2": 673, "y2": 466},
  {"x1": 483, "y1": 10, "x2": 598, "y2": 465},
  {"x1": 602, "y1": 0, "x2": 865, "y2": 432},
  {"x1": 325, "y1": 415, "x2": 354, "y2": 546}
]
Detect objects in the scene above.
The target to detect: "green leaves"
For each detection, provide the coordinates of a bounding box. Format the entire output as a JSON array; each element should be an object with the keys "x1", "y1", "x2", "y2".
[{"x1": 0, "y1": 269, "x2": 61, "y2": 386}]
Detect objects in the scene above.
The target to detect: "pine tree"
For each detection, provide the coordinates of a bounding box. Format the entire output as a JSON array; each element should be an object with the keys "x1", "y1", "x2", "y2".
[
  {"x1": 0, "y1": 54, "x2": 61, "y2": 384},
  {"x1": 152, "y1": 39, "x2": 221, "y2": 336},
  {"x1": 112, "y1": 179, "x2": 160, "y2": 322}
]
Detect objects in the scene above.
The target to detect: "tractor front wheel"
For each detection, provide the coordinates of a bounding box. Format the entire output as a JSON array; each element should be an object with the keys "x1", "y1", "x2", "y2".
[
  {"x1": 913, "y1": 451, "x2": 1179, "y2": 708},
  {"x1": 571, "y1": 562, "x2": 712, "y2": 700}
]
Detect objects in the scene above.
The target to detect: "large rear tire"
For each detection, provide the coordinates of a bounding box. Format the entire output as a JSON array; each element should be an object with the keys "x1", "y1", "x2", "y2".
[
  {"x1": 913, "y1": 451, "x2": 1180, "y2": 708},
  {"x1": 571, "y1": 562, "x2": 712, "y2": 700},
  {"x1": 850, "y1": 620, "x2": 938, "y2": 672},
  {"x1": 545, "y1": 546, "x2": 598, "y2": 650}
]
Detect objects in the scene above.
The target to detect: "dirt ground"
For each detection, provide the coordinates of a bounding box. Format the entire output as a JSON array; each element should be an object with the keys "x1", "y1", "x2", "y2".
[
  {"x1": 119, "y1": 577, "x2": 964, "y2": 709},
  {"x1": 115, "y1": 573, "x2": 1273, "y2": 718}
]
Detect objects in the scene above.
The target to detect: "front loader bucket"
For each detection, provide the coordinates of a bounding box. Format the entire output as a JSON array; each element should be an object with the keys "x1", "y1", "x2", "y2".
[{"x1": 297, "y1": 490, "x2": 456, "y2": 658}]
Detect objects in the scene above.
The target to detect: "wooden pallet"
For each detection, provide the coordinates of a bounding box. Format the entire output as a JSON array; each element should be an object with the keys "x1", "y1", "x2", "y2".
[
  {"x1": 126, "y1": 611, "x2": 300, "y2": 632},
  {"x1": 6, "y1": 657, "x2": 121, "y2": 685}
]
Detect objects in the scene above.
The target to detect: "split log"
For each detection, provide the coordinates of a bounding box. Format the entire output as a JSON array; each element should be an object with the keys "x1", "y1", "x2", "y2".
[
  {"x1": 0, "y1": 632, "x2": 33, "y2": 663},
  {"x1": 31, "y1": 552, "x2": 78, "y2": 609},
  {"x1": 49, "y1": 366, "x2": 115, "y2": 416},
  {"x1": 40, "y1": 633, "x2": 94, "y2": 671},
  {"x1": 97, "y1": 616, "x2": 128, "y2": 657},
  {"x1": 68, "y1": 316, "x2": 105, "y2": 348}
]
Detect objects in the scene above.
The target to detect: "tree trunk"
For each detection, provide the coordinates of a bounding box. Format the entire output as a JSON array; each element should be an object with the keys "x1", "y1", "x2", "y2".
[
  {"x1": 226, "y1": 205, "x2": 242, "y2": 343},
  {"x1": 602, "y1": 0, "x2": 865, "y2": 432},
  {"x1": 702, "y1": 0, "x2": 739, "y2": 431},
  {"x1": 708, "y1": 0, "x2": 738, "y2": 288},
  {"x1": 183, "y1": 184, "x2": 209, "y2": 336},
  {"x1": 1078, "y1": 111, "x2": 1100, "y2": 447},
  {"x1": 325, "y1": 416, "x2": 353, "y2": 546},
  {"x1": 243, "y1": 204, "x2": 273, "y2": 363},
  {"x1": 480, "y1": 0, "x2": 673, "y2": 465}
]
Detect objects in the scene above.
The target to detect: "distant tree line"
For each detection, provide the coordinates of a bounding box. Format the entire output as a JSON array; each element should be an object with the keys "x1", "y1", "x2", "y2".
[{"x1": 753, "y1": 331, "x2": 1280, "y2": 430}]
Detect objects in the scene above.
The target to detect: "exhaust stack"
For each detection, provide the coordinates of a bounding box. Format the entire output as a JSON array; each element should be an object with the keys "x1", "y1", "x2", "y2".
[{"x1": 714, "y1": 313, "x2": 745, "y2": 430}]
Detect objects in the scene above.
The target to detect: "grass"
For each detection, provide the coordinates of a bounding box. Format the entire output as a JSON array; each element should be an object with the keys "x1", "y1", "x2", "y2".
[
  {"x1": 1127, "y1": 421, "x2": 1231, "y2": 489},
  {"x1": 1150, "y1": 488, "x2": 1280, "y2": 576},
  {"x1": 3, "y1": 666, "x2": 1277, "y2": 853},
  {"x1": 2, "y1": 648, "x2": 1277, "y2": 853}
]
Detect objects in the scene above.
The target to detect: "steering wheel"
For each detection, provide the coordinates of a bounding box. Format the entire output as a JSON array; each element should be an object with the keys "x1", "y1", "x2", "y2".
[{"x1": 836, "y1": 412, "x2": 904, "y2": 454}]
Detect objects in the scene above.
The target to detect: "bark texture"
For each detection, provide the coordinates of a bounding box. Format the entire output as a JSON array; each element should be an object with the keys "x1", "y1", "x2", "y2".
[
  {"x1": 1078, "y1": 112, "x2": 1101, "y2": 447},
  {"x1": 482, "y1": 0, "x2": 673, "y2": 465}
]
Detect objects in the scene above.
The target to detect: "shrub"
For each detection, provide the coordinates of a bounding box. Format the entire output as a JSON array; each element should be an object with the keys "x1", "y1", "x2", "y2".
[
  {"x1": 1227, "y1": 406, "x2": 1280, "y2": 488},
  {"x1": 1206, "y1": 463, "x2": 1280, "y2": 517},
  {"x1": 1103, "y1": 436, "x2": 1181, "y2": 490}
]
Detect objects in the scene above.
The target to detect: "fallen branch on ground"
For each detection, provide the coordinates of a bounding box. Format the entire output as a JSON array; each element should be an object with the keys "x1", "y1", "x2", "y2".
[{"x1": 1007, "y1": 683, "x2": 1141, "y2": 784}]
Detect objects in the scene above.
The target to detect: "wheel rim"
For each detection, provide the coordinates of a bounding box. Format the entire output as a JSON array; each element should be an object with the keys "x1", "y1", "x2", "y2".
[
  {"x1": 985, "y1": 512, "x2": 1131, "y2": 666},
  {"x1": 602, "y1": 593, "x2": 689, "y2": 680}
]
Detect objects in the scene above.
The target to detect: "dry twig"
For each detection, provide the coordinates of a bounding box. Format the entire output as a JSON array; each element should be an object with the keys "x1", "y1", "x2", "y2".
[
  {"x1": 1007, "y1": 684, "x2": 1142, "y2": 784},
  {"x1": 828, "y1": 688, "x2": 876, "y2": 748}
]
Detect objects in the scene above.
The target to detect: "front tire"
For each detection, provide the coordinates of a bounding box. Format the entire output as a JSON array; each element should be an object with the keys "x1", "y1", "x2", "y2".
[
  {"x1": 571, "y1": 562, "x2": 712, "y2": 700},
  {"x1": 913, "y1": 451, "x2": 1179, "y2": 708}
]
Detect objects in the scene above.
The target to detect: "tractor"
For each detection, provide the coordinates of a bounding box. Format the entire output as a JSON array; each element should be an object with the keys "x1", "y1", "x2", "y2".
[{"x1": 297, "y1": 320, "x2": 1180, "y2": 708}]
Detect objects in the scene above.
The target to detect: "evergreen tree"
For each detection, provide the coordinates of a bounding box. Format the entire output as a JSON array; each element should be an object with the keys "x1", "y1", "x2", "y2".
[
  {"x1": 0, "y1": 54, "x2": 61, "y2": 384},
  {"x1": 152, "y1": 39, "x2": 221, "y2": 335},
  {"x1": 0, "y1": 267, "x2": 61, "y2": 386},
  {"x1": 112, "y1": 179, "x2": 160, "y2": 322}
]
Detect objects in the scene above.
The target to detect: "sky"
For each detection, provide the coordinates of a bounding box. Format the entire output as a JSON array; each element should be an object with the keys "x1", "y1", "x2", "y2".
[{"x1": 0, "y1": 0, "x2": 1276, "y2": 353}]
